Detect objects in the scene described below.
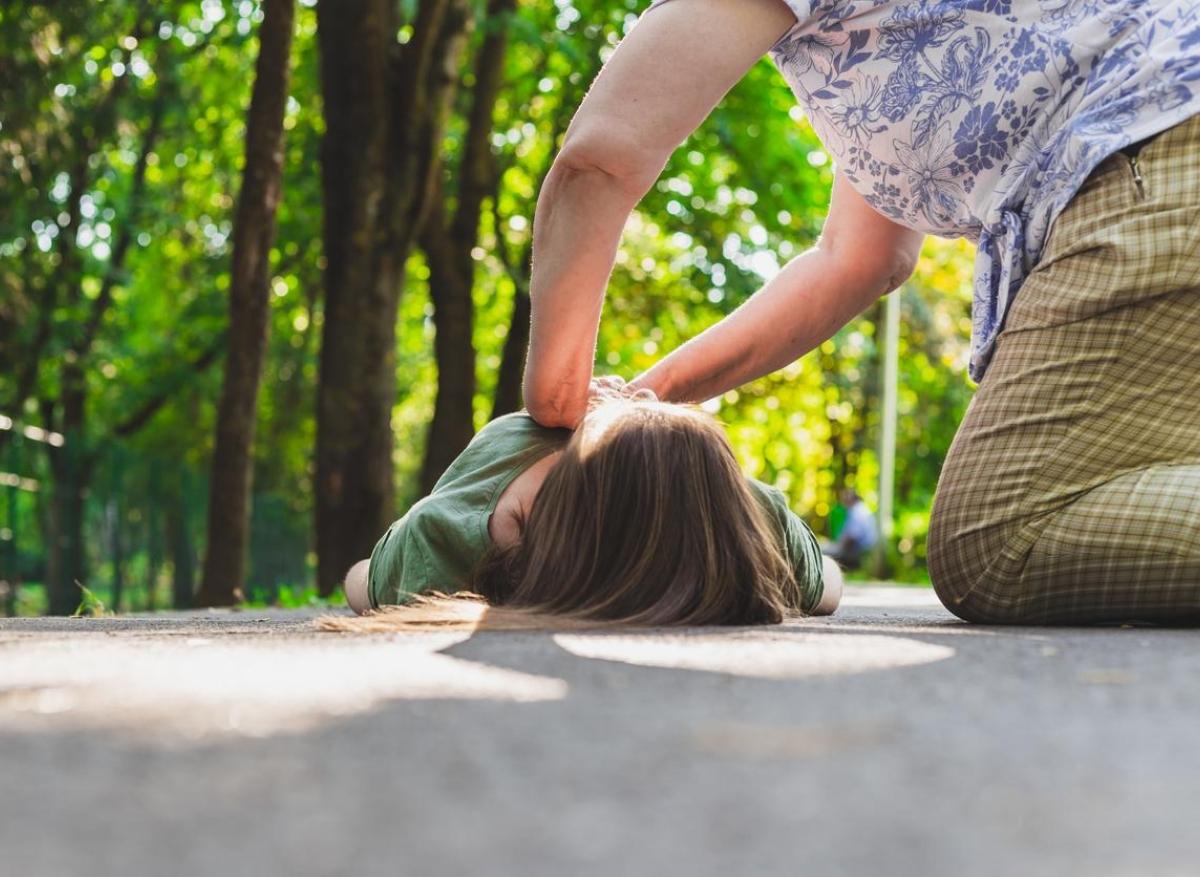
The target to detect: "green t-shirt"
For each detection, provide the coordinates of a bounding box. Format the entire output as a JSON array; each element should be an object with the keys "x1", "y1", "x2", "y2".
[{"x1": 368, "y1": 412, "x2": 824, "y2": 613}]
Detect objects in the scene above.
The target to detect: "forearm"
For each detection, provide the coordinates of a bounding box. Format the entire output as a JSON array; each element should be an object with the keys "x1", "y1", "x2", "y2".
[
  {"x1": 522, "y1": 158, "x2": 651, "y2": 428},
  {"x1": 630, "y1": 246, "x2": 892, "y2": 403},
  {"x1": 518, "y1": 0, "x2": 796, "y2": 428}
]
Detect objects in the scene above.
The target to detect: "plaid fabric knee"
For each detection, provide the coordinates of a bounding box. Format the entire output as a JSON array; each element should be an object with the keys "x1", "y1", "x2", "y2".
[{"x1": 928, "y1": 111, "x2": 1200, "y2": 624}]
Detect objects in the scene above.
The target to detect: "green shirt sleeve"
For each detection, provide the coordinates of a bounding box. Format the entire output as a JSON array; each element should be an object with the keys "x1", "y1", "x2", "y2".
[
  {"x1": 745, "y1": 479, "x2": 825, "y2": 614},
  {"x1": 366, "y1": 515, "x2": 429, "y2": 609}
]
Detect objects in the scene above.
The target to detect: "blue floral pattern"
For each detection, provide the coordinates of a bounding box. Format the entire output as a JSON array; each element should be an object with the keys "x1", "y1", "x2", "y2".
[
  {"x1": 773, "y1": 0, "x2": 1200, "y2": 379},
  {"x1": 651, "y1": 0, "x2": 1200, "y2": 380}
]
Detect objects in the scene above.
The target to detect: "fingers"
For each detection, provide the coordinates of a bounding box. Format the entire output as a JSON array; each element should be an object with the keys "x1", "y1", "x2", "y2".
[
  {"x1": 587, "y1": 375, "x2": 659, "y2": 404},
  {"x1": 593, "y1": 375, "x2": 626, "y2": 392}
]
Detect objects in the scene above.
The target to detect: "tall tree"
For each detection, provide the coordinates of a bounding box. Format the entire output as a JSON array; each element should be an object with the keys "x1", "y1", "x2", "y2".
[
  {"x1": 314, "y1": 0, "x2": 470, "y2": 595},
  {"x1": 417, "y1": 0, "x2": 516, "y2": 494},
  {"x1": 40, "y1": 18, "x2": 161, "y2": 615},
  {"x1": 196, "y1": 0, "x2": 296, "y2": 607}
]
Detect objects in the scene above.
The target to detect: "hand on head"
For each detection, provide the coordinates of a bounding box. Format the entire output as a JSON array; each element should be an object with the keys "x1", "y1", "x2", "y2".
[
  {"x1": 474, "y1": 397, "x2": 802, "y2": 626},
  {"x1": 587, "y1": 374, "x2": 658, "y2": 404}
]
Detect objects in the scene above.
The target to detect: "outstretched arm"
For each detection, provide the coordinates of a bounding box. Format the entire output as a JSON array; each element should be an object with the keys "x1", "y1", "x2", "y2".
[
  {"x1": 812, "y1": 555, "x2": 844, "y2": 616},
  {"x1": 630, "y1": 173, "x2": 924, "y2": 404},
  {"x1": 344, "y1": 559, "x2": 372, "y2": 614},
  {"x1": 522, "y1": 0, "x2": 798, "y2": 428}
]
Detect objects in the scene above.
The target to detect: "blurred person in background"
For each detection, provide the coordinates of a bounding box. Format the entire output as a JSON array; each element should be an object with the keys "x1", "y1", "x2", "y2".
[{"x1": 823, "y1": 488, "x2": 877, "y2": 571}]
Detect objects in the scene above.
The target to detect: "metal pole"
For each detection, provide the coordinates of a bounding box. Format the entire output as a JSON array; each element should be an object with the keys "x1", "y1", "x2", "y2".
[{"x1": 873, "y1": 286, "x2": 901, "y2": 578}]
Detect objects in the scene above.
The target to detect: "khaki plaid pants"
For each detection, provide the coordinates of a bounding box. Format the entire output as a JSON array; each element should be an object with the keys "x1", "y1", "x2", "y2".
[{"x1": 928, "y1": 112, "x2": 1200, "y2": 624}]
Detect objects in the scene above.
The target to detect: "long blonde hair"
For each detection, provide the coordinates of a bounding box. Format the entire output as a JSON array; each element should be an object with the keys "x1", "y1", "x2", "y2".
[{"x1": 469, "y1": 399, "x2": 803, "y2": 625}]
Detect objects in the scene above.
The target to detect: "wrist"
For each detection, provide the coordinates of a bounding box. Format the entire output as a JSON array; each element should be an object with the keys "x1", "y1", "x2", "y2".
[{"x1": 629, "y1": 360, "x2": 678, "y2": 403}]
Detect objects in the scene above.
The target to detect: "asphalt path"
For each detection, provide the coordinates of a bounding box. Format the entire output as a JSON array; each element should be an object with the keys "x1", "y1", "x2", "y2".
[{"x1": 2, "y1": 585, "x2": 1197, "y2": 876}]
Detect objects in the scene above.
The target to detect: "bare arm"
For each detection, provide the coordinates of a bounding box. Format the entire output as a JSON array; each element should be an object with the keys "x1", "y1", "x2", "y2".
[
  {"x1": 812, "y1": 554, "x2": 844, "y2": 616},
  {"x1": 343, "y1": 559, "x2": 372, "y2": 614},
  {"x1": 630, "y1": 174, "x2": 924, "y2": 404},
  {"x1": 523, "y1": 0, "x2": 798, "y2": 428}
]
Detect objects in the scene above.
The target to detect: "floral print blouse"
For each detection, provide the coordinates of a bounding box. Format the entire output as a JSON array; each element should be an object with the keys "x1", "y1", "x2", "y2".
[{"x1": 648, "y1": 0, "x2": 1200, "y2": 380}]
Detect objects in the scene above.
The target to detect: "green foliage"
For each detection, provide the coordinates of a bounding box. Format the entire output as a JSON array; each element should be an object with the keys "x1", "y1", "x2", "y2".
[
  {"x1": 242, "y1": 582, "x2": 344, "y2": 609},
  {"x1": 1, "y1": 0, "x2": 976, "y2": 613},
  {"x1": 455, "y1": 0, "x2": 975, "y2": 584},
  {"x1": 73, "y1": 582, "x2": 108, "y2": 617}
]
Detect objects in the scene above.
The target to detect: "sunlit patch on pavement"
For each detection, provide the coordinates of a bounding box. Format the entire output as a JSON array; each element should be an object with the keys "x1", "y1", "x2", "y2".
[
  {"x1": 837, "y1": 586, "x2": 945, "y2": 608},
  {"x1": 0, "y1": 635, "x2": 567, "y2": 741},
  {"x1": 553, "y1": 631, "x2": 954, "y2": 679}
]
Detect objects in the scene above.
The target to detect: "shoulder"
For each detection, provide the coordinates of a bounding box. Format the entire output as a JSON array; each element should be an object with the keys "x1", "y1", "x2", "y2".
[
  {"x1": 430, "y1": 412, "x2": 572, "y2": 495},
  {"x1": 472, "y1": 411, "x2": 573, "y2": 445},
  {"x1": 370, "y1": 413, "x2": 571, "y2": 602},
  {"x1": 455, "y1": 412, "x2": 572, "y2": 465},
  {"x1": 367, "y1": 515, "x2": 431, "y2": 608}
]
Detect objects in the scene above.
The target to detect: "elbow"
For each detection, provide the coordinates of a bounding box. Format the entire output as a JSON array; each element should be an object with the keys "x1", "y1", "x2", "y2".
[
  {"x1": 816, "y1": 233, "x2": 919, "y2": 300},
  {"x1": 848, "y1": 246, "x2": 918, "y2": 299},
  {"x1": 524, "y1": 400, "x2": 573, "y2": 430},
  {"x1": 552, "y1": 126, "x2": 662, "y2": 199},
  {"x1": 881, "y1": 247, "x2": 918, "y2": 294},
  {"x1": 523, "y1": 386, "x2": 585, "y2": 430},
  {"x1": 521, "y1": 328, "x2": 594, "y2": 430}
]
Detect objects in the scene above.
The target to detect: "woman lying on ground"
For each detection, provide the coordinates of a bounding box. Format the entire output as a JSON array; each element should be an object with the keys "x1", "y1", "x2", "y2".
[{"x1": 342, "y1": 391, "x2": 842, "y2": 626}]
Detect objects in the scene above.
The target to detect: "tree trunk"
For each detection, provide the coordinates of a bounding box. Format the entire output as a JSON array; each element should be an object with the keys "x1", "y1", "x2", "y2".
[
  {"x1": 39, "y1": 57, "x2": 165, "y2": 615},
  {"x1": 144, "y1": 506, "x2": 161, "y2": 611},
  {"x1": 418, "y1": 0, "x2": 514, "y2": 492},
  {"x1": 196, "y1": 0, "x2": 295, "y2": 607},
  {"x1": 168, "y1": 484, "x2": 195, "y2": 610},
  {"x1": 491, "y1": 287, "x2": 530, "y2": 419},
  {"x1": 47, "y1": 367, "x2": 86, "y2": 616},
  {"x1": 2, "y1": 449, "x2": 17, "y2": 617},
  {"x1": 108, "y1": 498, "x2": 125, "y2": 613},
  {"x1": 314, "y1": 0, "x2": 471, "y2": 595},
  {"x1": 418, "y1": 208, "x2": 478, "y2": 494},
  {"x1": 39, "y1": 446, "x2": 60, "y2": 613}
]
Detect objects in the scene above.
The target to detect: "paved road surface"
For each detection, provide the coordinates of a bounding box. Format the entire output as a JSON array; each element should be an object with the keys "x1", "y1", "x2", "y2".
[{"x1": 2, "y1": 585, "x2": 1197, "y2": 876}]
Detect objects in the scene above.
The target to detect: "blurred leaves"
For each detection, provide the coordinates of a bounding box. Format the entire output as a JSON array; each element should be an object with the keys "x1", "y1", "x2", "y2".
[{"x1": 0, "y1": 0, "x2": 975, "y2": 602}]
